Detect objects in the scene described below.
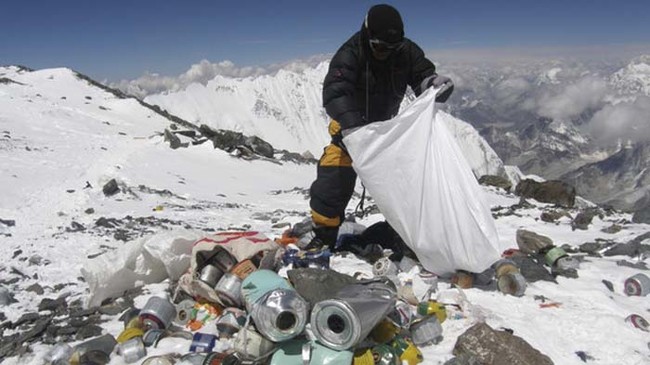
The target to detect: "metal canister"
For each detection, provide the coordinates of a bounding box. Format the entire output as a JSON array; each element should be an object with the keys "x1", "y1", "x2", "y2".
[
  {"x1": 190, "y1": 333, "x2": 218, "y2": 353},
  {"x1": 387, "y1": 300, "x2": 414, "y2": 328},
  {"x1": 79, "y1": 350, "x2": 111, "y2": 365},
  {"x1": 141, "y1": 355, "x2": 176, "y2": 365},
  {"x1": 373, "y1": 257, "x2": 399, "y2": 277},
  {"x1": 417, "y1": 271, "x2": 439, "y2": 293},
  {"x1": 497, "y1": 272, "x2": 527, "y2": 297},
  {"x1": 174, "y1": 299, "x2": 197, "y2": 327},
  {"x1": 230, "y1": 259, "x2": 257, "y2": 280},
  {"x1": 416, "y1": 300, "x2": 447, "y2": 323},
  {"x1": 199, "y1": 265, "x2": 224, "y2": 287},
  {"x1": 624, "y1": 273, "x2": 650, "y2": 296},
  {"x1": 233, "y1": 327, "x2": 276, "y2": 360},
  {"x1": 119, "y1": 337, "x2": 147, "y2": 364},
  {"x1": 215, "y1": 272, "x2": 243, "y2": 307},
  {"x1": 391, "y1": 336, "x2": 423, "y2": 365},
  {"x1": 371, "y1": 344, "x2": 400, "y2": 365},
  {"x1": 409, "y1": 316, "x2": 443, "y2": 346},
  {"x1": 120, "y1": 308, "x2": 142, "y2": 329},
  {"x1": 216, "y1": 307, "x2": 247, "y2": 338},
  {"x1": 72, "y1": 334, "x2": 117, "y2": 361},
  {"x1": 625, "y1": 314, "x2": 649, "y2": 332},
  {"x1": 212, "y1": 248, "x2": 238, "y2": 272},
  {"x1": 311, "y1": 282, "x2": 396, "y2": 351},
  {"x1": 544, "y1": 246, "x2": 568, "y2": 267},
  {"x1": 493, "y1": 259, "x2": 519, "y2": 277},
  {"x1": 139, "y1": 296, "x2": 176, "y2": 330},
  {"x1": 44, "y1": 343, "x2": 73, "y2": 365},
  {"x1": 142, "y1": 329, "x2": 165, "y2": 347}
]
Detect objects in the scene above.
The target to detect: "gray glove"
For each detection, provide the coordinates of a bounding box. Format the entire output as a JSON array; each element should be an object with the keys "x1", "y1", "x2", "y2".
[{"x1": 422, "y1": 73, "x2": 454, "y2": 103}]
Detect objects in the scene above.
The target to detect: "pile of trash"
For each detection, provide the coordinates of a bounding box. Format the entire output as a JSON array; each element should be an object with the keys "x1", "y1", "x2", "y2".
[{"x1": 41, "y1": 220, "x2": 649, "y2": 365}]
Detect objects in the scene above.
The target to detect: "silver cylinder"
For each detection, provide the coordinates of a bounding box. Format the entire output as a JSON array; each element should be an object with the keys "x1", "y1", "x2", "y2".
[
  {"x1": 216, "y1": 307, "x2": 247, "y2": 338},
  {"x1": 497, "y1": 272, "x2": 527, "y2": 297},
  {"x1": 410, "y1": 315, "x2": 443, "y2": 346},
  {"x1": 44, "y1": 343, "x2": 73, "y2": 365},
  {"x1": 119, "y1": 337, "x2": 147, "y2": 364},
  {"x1": 173, "y1": 299, "x2": 196, "y2": 327},
  {"x1": 73, "y1": 334, "x2": 117, "y2": 360},
  {"x1": 625, "y1": 273, "x2": 650, "y2": 296},
  {"x1": 310, "y1": 283, "x2": 396, "y2": 350},
  {"x1": 199, "y1": 264, "x2": 224, "y2": 287},
  {"x1": 250, "y1": 289, "x2": 308, "y2": 342},
  {"x1": 139, "y1": 296, "x2": 176, "y2": 330},
  {"x1": 215, "y1": 272, "x2": 243, "y2": 307}
]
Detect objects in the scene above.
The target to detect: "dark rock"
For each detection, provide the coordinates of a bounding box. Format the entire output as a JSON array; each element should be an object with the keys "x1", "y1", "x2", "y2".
[
  {"x1": 14, "y1": 312, "x2": 41, "y2": 327},
  {"x1": 579, "y1": 242, "x2": 602, "y2": 254},
  {"x1": 70, "y1": 307, "x2": 98, "y2": 318},
  {"x1": 38, "y1": 297, "x2": 67, "y2": 313},
  {"x1": 95, "y1": 217, "x2": 121, "y2": 228},
  {"x1": 12, "y1": 249, "x2": 22, "y2": 258},
  {"x1": 244, "y1": 135, "x2": 274, "y2": 158},
  {"x1": 85, "y1": 207, "x2": 95, "y2": 214},
  {"x1": 0, "y1": 219, "x2": 16, "y2": 227},
  {"x1": 56, "y1": 326, "x2": 79, "y2": 336},
  {"x1": 616, "y1": 260, "x2": 648, "y2": 270},
  {"x1": 601, "y1": 224, "x2": 622, "y2": 234},
  {"x1": 75, "y1": 324, "x2": 103, "y2": 340},
  {"x1": 479, "y1": 175, "x2": 512, "y2": 192},
  {"x1": 26, "y1": 283, "x2": 45, "y2": 295},
  {"x1": 28, "y1": 255, "x2": 43, "y2": 265},
  {"x1": 509, "y1": 255, "x2": 556, "y2": 283},
  {"x1": 102, "y1": 179, "x2": 120, "y2": 196},
  {"x1": 572, "y1": 208, "x2": 602, "y2": 231},
  {"x1": 540, "y1": 210, "x2": 570, "y2": 223},
  {"x1": 0, "y1": 312, "x2": 5, "y2": 321},
  {"x1": 67, "y1": 221, "x2": 86, "y2": 232},
  {"x1": 602, "y1": 280, "x2": 614, "y2": 292},
  {"x1": 515, "y1": 179, "x2": 576, "y2": 207},
  {"x1": 575, "y1": 351, "x2": 594, "y2": 362},
  {"x1": 452, "y1": 322, "x2": 554, "y2": 365},
  {"x1": 164, "y1": 128, "x2": 185, "y2": 149},
  {"x1": 604, "y1": 232, "x2": 650, "y2": 257},
  {"x1": 516, "y1": 229, "x2": 554, "y2": 254},
  {"x1": 0, "y1": 286, "x2": 17, "y2": 305}
]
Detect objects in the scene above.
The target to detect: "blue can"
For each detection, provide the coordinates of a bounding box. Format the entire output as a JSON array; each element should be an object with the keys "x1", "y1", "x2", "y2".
[{"x1": 189, "y1": 332, "x2": 217, "y2": 353}]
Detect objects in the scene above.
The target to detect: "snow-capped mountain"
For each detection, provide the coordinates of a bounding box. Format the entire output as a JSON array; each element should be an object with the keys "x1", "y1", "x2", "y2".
[
  {"x1": 144, "y1": 62, "x2": 505, "y2": 179},
  {"x1": 610, "y1": 55, "x2": 650, "y2": 96}
]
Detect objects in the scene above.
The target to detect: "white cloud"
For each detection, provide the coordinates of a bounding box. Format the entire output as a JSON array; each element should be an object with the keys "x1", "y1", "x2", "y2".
[
  {"x1": 586, "y1": 96, "x2": 650, "y2": 144},
  {"x1": 537, "y1": 76, "x2": 607, "y2": 120}
]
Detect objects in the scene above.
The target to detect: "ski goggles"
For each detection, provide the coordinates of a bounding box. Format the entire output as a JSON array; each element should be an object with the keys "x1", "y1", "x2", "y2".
[{"x1": 369, "y1": 38, "x2": 404, "y2": 53}]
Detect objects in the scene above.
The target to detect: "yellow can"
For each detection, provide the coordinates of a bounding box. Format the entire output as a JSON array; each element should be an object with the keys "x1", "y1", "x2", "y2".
[
  {"x1": 370, "y1": 319, "x2": 400, "y2": 343},
  {"x1": 353, "y1": 348, "x2": 374, "y2": 365},
  {"x1": 392, "y1": 337, "x2": 423, "y2": 365},
  {"x1": 116, "y1": 327, "x2": 144, "y2": 344},
  {"x1": 416, "y1": 300, "x2": 447, "y2": 324}
]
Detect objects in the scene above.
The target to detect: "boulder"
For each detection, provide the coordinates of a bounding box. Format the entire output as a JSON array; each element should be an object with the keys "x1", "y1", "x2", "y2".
[
  {"x1": 515, "y1": 179, "x2": 576, "y2": 207},
  {"x1": 516, "y1": 229, "x2": 554, "y2": 254},
  {"x1": 452, "y1": 322, "x2": 554, "y2": 365},
  {"x1": 479, "y1": 175, "x2": 512, "y2": 192}
]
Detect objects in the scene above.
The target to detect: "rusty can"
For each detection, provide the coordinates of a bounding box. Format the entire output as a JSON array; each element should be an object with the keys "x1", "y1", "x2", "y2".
[
  {"x1": 624, "y1": 273, "x2": 650, "y2": 297},
  {"x1": 625, "y1": 314, "x2": 649, "y2": 332},
  {"x1": 203, "y1": 352, "x2": 228, "y2": 365},
  {"x1": 451, "y1": 270, "x2": 473, "y2": 289},
  {"x1": 230, "y1": 259, "x2": 257, "y2": 280}
]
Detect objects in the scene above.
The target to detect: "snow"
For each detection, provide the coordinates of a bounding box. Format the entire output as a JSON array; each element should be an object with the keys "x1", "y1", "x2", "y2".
[{"x1": 1, "y1": 66, "x2": 649, "y2": 365}]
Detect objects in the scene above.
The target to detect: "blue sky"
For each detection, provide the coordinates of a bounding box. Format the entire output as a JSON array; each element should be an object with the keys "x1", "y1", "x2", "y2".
[{"x1": 2, "y1": 0, "x2": 649, "y2": 81}]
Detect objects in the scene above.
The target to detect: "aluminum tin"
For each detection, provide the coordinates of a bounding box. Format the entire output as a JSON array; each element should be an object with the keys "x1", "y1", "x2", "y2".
[
  {"x1": 174, "y1": 299, "x2": 196, "y2": 327},
  {"x1": 625, "y1": 273, "x2": 650, "y2": 296},
  {"x1": 44, "y1": 343, "x2": 73, "y2": 365},
  {"x1": 625, "y1": 314, "x2": 649, "y2": 332},
  {"x1": 373, "y1": 258, "x2": 399, "y2": 277},
  {"x1": 216, "y1": 307, "x2": 247, "y2": 338},
  {"x1": 544, "y1": 247, "x2": 568, "y2": 267},
  {"x1": 119, "y1": 337, "x2": 147, "y2": 364},
  {"x1": 240, "y1": 270, "x2": 293, "y2": 312},
  {"x1": 212, "y1": 249, "x2": 238, "y2": 273},
  {"x1": 311, "y1": 283, "x2": 396, "y2": 351},
  {"x1": 416, "y1": 300, "x2": 447, "y2": 323},
  {"x1": 493, "y1": 259, "x2": 519, "y2": 278},
  {"x1": 140, "y1": 296, "x2": 176, "y2": 330},
  {"x1": 190, "y1": 333, "x2": 217, "y2": 353},
  {"x1": 142, "y1": 329, "x2": 165, "y2": 347},
  {"x1": 371, "y1": 344, "x2": 400, "y2": 365},
  {"x1": 141, "y1": 355, "x2": 176, "y2": 365},
  {"x1": 250, "y1": 288, "x2": 308, "y2": 342},
  {"x1": 233, "y1": 327, "x2": 276, "y2": 360},
  {"x1": 230, "y1": 259, "x2": 257, "y2": 280},
  {"x1": 73, "y1": 334, "x2": 118, "y2": 359},
  {"x1": 496, "y1": 272, "x2": 527, "y2": 297},
  {"x1": 79, "y1": 350, "x2": 111, "y2": 365},
  {"x1": 200, "y1": 265, "x2": 225, "y2": 287},
  {"x1": 215, "y1": 272, "x2": 243, "y2": 307},
  {"x1": 409, "y1": 316, "x2": 443, "y2": 346}
]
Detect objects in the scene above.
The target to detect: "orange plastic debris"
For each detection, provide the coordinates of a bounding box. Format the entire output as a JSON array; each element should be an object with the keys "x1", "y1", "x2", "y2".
[
  {"x1": 539, "y1": 302, "x2": 562, "y2": 308},
  {"x1": 274, "y1": 230, "x2": 298, "y2": 246}
]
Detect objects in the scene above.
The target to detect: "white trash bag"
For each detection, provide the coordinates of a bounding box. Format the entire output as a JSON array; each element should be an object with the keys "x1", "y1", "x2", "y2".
[{"x1": 343, "y1": 87, "x2": 500, "y2": 275}]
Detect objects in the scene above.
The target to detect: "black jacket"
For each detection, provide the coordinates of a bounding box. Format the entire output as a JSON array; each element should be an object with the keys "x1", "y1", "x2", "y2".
[{"x1": 323, "y1": 29, "x2": 436, "y2": 130}]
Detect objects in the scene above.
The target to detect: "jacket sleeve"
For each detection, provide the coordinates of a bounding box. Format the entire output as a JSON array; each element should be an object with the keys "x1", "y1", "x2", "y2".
[
  {"x1": 322, "y1": 43, "x2": 363, "y2": 130},
  {"x1": 407, "y1": 41, "x2": 437, "y2": 97}
]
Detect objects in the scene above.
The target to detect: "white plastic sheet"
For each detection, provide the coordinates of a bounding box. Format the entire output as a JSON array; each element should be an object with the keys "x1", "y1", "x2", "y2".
[{"x1": 343, "y1": 87, "x2": 501, "y2": 275}]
